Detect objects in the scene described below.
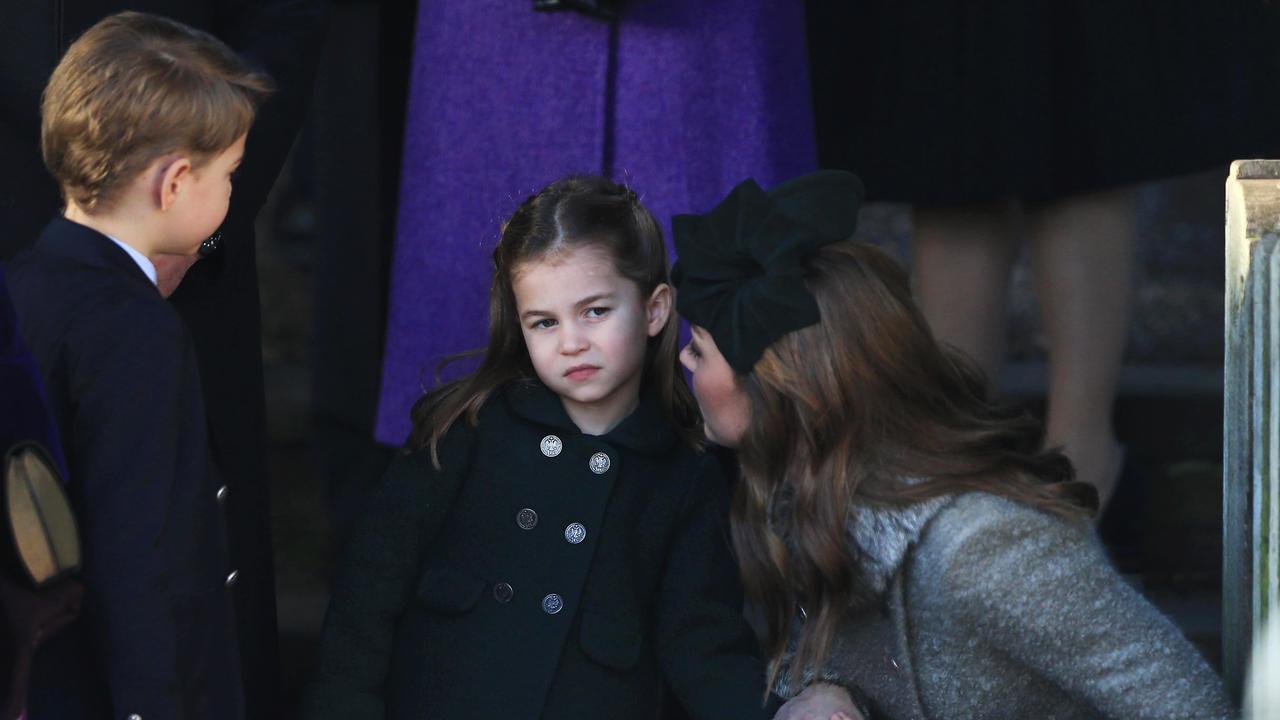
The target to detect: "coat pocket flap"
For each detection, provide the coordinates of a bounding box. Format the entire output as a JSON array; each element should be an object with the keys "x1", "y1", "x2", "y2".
[
  {"x1": 415, "y1": 566, "x2": 486, "y2": 614},
  {"x1": 578, "y1": 610, "x2": 642, "y2": 671}
]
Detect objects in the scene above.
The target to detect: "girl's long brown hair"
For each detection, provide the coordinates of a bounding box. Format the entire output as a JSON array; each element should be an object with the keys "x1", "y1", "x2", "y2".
[
  {"x1": 407, "y1": 176, "x2": 701, "y2": 464},
  {"x1": 730, "y1": 241, "x2": 1097, "y2": 693}
]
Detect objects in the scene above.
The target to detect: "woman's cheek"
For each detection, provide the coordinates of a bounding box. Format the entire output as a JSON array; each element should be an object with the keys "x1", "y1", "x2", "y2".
[{"x1": 692, "y1": 373, "x2": 738, "y2": 446}]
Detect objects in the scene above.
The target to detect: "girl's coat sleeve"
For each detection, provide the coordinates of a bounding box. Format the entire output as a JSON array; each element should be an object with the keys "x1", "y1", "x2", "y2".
[
  {"x1": 652, "y1": 453, "x2": 780, "y2": 720},
  {"x1": 302, "y1": 425, "x2": 473, "y2": 719}
]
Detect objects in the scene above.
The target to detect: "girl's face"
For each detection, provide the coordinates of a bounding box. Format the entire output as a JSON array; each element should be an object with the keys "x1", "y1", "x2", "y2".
[
  {"x1": 679, "y1": 325, "x2": 751, "y2": 447},
  {"x1": 512, "y1": 245, "x2": 671, "y2": 435}
]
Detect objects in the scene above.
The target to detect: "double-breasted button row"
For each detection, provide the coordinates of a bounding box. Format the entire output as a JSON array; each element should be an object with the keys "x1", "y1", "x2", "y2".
[
  {"x1": 494, "y1": 582, "x2": 514, "y2": 603},
  {"x1": 516, "y1": 508, "x2": 538, "y2": 530},
  {"x1": 490, "y1": 583, "x2": 563, "y2": 614},
  {"x1": 542, "y1": 593, "x2": 564, "y2": 615},
  {"x1": 538, "y1": 435, "x2": 612, "y2": 475},
  {"x1": 588, "y1": 452, "x2": 610, "y2": 474},
  {"x1": 515, "y1": 508, "x2": 587, "y2": 545},
  {"x1": 540, "y1": 435, "x2": 563, "y2": 457}
]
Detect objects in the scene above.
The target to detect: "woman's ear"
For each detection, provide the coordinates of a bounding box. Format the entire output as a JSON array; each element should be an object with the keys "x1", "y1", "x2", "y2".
[
  {"x1": 156, "y1": 155, "x2": 192, "y2": 212},
  {"x1": 646, "y1": 283, "x2": 673, "y2": 337}
]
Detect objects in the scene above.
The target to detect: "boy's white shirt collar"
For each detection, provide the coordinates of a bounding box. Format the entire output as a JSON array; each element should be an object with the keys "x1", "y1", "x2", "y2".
[{"x1": 104, "y1": 234, "x2": 158, "y2": 287}]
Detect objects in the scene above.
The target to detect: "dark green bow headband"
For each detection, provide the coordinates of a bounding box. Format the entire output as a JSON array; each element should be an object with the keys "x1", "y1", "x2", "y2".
[{"x1": 671, "y1": 170, "x2": 865, "y2": 373}]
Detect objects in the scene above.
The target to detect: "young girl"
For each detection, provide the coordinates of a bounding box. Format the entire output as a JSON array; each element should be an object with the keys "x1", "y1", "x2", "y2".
[
  {"x1": 672, "y1": 170, "x2": 1233, "y2": 720},
  {"x1": 305, "y1": 176, "x2": 853, "y2": 720}
]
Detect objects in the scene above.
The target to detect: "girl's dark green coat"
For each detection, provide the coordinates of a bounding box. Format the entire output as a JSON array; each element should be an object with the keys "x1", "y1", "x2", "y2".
[{"x1": 305, "y1": 381, "x2": 778, "y2": 719}]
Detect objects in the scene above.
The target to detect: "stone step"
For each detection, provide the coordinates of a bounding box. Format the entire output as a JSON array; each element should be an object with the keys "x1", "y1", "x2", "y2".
[{"x1": 1000, "y1": 362, "x2": 1222, "y2": 399}]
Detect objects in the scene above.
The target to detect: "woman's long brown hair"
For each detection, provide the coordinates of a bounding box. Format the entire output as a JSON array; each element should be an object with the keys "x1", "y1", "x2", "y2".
[
  {"x1": 730, "y1": 241, "x2": 1098, "y2": 693},
  {"x1": 407, "y1": 176, "x2": 701, "y2": 464}
]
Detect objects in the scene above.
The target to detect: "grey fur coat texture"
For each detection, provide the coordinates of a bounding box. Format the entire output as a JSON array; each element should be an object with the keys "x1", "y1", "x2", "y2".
[{"x1": 774, "y1": 492, "x2": 1234, "y2": 720}]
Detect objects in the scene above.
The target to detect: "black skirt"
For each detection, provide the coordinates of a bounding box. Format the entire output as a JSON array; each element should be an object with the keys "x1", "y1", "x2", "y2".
[{"x1": 807, "y1": 0, "x2": 1280, "y2": 204}]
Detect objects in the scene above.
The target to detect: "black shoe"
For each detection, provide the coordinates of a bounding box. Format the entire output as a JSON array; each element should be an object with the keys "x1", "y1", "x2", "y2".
[{"x1": 1098, "y1": 446, "x2": 1144, "y2": 573}]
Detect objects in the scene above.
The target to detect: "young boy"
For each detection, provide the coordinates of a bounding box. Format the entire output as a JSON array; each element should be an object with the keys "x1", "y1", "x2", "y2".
[{"x1": 3, "y1": 12, "x2": 272, "y2": 719}]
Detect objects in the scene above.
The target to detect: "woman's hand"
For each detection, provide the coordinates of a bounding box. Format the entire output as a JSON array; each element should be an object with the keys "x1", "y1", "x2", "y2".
[{"x1": 773, "y1": 682, "x2": 866, "y2": 720}]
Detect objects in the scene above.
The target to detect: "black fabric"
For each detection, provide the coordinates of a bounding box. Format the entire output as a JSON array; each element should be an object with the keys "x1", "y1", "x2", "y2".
[
  {"x1": 5, "y1": 217, "x2": 243, "y2": 719},
  {"x1": 533, "y1": 0, "x2": 621, "y2": 20},
  {"x1": 310, "y1": 0, "x2": 411, "y2": 546},
  {"x1": 0, "y1": 271, "x2": 80, "y2": 719},
  {"x1": 305, "y1": 381, "x2": 781, "y2": 720},
  {"x1": 0, "y1": 574, "x2": 83, "y2": 720},
  {"x1": 807, "y1": 0, "x2": 1280, "y2": 204},
  {"x1": 303, "y1": 423, "x2": 473, "y2": 720},
  {"x1": 0, "y1": 270, "x2": 66, "y2": 480},
  {"x1": 0, "y1": 5, "x2": 328, "y2": 716},
  {"x1": 672, "y1": 171, "x2": 864, "y2": 373}
]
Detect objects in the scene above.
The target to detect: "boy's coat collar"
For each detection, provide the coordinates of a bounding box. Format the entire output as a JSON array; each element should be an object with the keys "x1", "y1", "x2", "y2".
[{"x1": 35, "y1": 216, "x2": 155, "y2": 292}]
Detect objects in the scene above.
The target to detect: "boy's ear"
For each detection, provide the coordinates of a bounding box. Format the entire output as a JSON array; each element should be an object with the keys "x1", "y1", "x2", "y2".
[
  {"x1": 646, "y1": 283, "x2": 672, "y2": 338},
  {"x1": 156, "y1": 156, "x2": 193, "y2": 212}
]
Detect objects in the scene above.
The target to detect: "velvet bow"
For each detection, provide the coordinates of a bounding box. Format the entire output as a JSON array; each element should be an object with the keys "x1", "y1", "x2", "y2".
[{"x1": 671, "y1": 170, "x2": 865, "y2": 373}]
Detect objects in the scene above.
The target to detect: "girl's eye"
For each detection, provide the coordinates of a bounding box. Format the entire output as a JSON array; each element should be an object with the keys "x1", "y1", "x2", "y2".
[
  {"x1": 584, "y1": 307, "x2": 610, "y2": 319},
  {"x1": 531, "y1": 318, "x2": 557, "y2": 330}
]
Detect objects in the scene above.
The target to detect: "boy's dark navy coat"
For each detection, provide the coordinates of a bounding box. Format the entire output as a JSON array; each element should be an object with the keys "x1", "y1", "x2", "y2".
[
  {"x1": 4, "y1": 218, "x2": 242, "y2": 719},
  {"x1": 0, "y1": 6, "x2": 328, "y2": 714},
  {"x1": 308, "y1": 381, "x2": 780, "y2": 719}
]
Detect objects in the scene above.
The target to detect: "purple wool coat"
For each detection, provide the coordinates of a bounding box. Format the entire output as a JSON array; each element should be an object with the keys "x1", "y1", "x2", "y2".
[{"x1": 376, "y1": 0, "x2": 816, "y2": 444}]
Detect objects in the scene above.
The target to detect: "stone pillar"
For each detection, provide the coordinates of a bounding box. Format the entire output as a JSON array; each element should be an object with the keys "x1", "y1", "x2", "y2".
[{"x1": 1225, "y1": 160, "x2": 1280, "y2": 702}]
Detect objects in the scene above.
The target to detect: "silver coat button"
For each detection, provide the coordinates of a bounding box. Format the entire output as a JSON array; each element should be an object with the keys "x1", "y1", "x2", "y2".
[
  {"x1": 494, "y1": 582, "x2": 514, "y2": 603},
  {"x1": 225, "y1": 570, "x2": 239, "y2": 588},
  {"x1": 588, "y1": 452, "x2": 611, "y2": 474},
  {"x1": 127, "y1": 715, "x2": 142, "y2": 720},
  {"x1": 564, "y1": 522, "x2": 586, "y2": 545},
  {"x1": 216, "y1": 485, "x2": 228, "y2": 504},
  {"x1": 542, "y1": 593, "x2": 564, "y2": 615},
  {"x1": 540, "y1": 435, "x2": 563, "y2": 458},
  {"x1": 516, "y1": 508, "x2": 538, "y2": 530}
]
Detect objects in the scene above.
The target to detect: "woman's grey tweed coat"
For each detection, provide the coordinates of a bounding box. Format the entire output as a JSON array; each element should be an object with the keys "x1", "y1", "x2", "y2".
[{"x1": 774, "y1": 492, "x2": 1234, "y2": 720}]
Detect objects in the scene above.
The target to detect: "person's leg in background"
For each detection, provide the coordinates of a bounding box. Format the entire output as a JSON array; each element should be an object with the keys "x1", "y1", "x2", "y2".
[
  {"x1": 913, "y1": 203, "x2": 1020, "y2": 387},
  {"x1": 915, "y1": 188, "x2": 1134, "y2": 509},
  {"x1": 1028, "y1": 185, "x2": 1135, "y2": 507}
]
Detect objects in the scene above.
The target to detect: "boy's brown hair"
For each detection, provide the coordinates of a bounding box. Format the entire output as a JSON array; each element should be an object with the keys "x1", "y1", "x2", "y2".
[{"x1": 41, "y1": 11, "x2": 274, "y2": 213}]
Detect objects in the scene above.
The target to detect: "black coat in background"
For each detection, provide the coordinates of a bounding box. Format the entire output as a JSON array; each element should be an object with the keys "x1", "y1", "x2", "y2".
[
  {"x1": 307, "y1": 381, "x2": 781, "y2": 719},
  {"x1": 805, "y1": 0, "x2": 1280, "y2": 203},
  {"x1": 1, "y1": 261, "x2": 83, "y2": 720},
  {"x1": 0, "y1": 266, "x2": 64, "y2": 475},
  {"x1": 5, "y1": 218, "x2": 242, "y2": 719},
  {"x1": 0, "y1": 3, "x2": 327, "y2": 716}
]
